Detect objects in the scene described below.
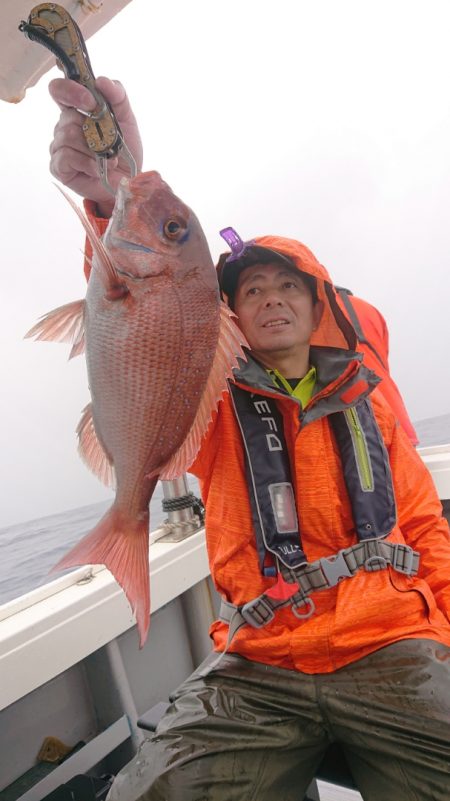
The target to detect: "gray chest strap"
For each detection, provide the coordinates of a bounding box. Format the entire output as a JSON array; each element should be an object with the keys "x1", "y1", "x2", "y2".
[{"x1": 219, "y1": 538, "x2": 419, "y2": 641}]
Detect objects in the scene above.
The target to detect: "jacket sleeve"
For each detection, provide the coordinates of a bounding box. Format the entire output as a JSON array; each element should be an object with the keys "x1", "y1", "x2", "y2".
[{"x1": 388, "y1": 413, "x2": 450, "y2": 620}]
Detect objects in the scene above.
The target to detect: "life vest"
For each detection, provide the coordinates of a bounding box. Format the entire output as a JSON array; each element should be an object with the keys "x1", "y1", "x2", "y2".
[{"x1": 219, "y1": 385, "x2": 420, "y2": 641}]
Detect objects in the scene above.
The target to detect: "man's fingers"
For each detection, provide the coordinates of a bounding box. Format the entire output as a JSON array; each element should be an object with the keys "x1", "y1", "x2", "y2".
[
  {"x1": 49, "y1": 76, "x2": 130, "y2": 119},
  {"x1": 52, "y1": 106, "x2": 85, "y2": 133},
  {"x1": 48, "y1": 78, "x2": 97, "y2": 113},
  {"x1": 50, "y1": 146, "x2": 99, "y2": 181},
  {"x1": 95, "y1": 77, "x2": 138, "y2": 128},
  {"x1": 47, "y1": 73, "x2": 141, "y2": 204},
  {"x1": 95, "y1": 77, "x2": 126, "y2": 106},
  {"x1": 50, "y1": 116, "x2": 89, "y2": 156}
]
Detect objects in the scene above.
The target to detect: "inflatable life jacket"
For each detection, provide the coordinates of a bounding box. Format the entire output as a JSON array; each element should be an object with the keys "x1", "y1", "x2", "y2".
[{"x1": 219, "y1": 385, "x2": 420, "y2": 642}]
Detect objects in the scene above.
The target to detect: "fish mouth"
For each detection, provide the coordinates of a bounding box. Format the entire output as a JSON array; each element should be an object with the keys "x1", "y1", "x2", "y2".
[
  {"x1": 116, "y1": 267, "x2": 152, "y2": 281},
  {"x1": 116, "y1": 267, "x2": 159, "y2": 283},
  {"x1": 111, "y1": 238, "x2": 163, "y2": 281}
]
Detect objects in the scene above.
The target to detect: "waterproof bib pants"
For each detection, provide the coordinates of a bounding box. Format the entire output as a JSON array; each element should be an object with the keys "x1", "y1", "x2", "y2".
[{"x1": 106, "y1": 639, "x2": 450, "y2": 801}]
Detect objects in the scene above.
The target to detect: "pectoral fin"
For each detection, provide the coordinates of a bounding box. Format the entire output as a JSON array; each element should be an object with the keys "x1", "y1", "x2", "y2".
[
  {"x1": 159, "y1": 303, "x2": 247, "y2": 479},
  {"x1": 25, "y1": 299, "x2": 85, "y2": 359}
]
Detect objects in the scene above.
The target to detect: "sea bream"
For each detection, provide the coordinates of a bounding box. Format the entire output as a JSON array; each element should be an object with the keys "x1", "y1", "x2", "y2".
[{"x1": 26, "y1": 171, "x2": 247, "y2": 646}]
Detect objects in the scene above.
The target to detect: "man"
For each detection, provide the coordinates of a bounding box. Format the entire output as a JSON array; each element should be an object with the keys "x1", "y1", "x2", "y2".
[{"x1": 49, "y1": 77, "x2": 450, "y2": 801}]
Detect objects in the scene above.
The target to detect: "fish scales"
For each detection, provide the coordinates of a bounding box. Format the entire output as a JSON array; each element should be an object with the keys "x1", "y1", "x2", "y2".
[
  {"x1": 85, "y1": 256, "x2": 219, "y2": 511},
  {"x1": 25, "y1": 171, "x2": 247, "y2": 645}
]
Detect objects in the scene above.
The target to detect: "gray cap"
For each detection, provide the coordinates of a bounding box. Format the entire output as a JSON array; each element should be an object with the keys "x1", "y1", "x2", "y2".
[{"x1": 217, "y1": 244, "x2": 298, "y2": 300}]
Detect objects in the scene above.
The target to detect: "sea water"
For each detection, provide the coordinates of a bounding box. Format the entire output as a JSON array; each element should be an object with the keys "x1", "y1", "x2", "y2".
[{"x1": 0, "y1": 477, "x2": 199, "y2": 606}]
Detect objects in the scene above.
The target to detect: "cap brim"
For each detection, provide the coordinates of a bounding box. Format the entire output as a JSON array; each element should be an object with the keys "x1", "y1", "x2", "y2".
[{"x1": 218, "y1": 245, "x2": 296, "y2": 298}]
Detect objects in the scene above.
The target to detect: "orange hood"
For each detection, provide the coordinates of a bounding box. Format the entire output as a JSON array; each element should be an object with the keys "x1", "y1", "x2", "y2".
[{"x1": 217, "y1": 234, "x2": 357, "y2": 352}]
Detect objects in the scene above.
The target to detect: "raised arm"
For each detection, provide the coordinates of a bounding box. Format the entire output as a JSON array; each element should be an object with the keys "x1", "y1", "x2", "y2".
[{"x1": 48, "y1": 76, "x2": 143, "y2": 218}]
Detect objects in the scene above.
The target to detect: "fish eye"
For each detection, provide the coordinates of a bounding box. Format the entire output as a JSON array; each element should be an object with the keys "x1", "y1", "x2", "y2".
[{"x1": 163, "y1": 219, "x2": 183, "y2": 239}]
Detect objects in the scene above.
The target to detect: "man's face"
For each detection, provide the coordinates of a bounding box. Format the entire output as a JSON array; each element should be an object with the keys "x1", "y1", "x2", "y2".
[{"x1": 233, "y1": 262, "x2": 323, "y2": 367}]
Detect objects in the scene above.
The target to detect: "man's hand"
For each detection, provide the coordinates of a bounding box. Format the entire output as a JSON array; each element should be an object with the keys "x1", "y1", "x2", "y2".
[{"x1": 49, "y1": 76, "x2": 143, "y2": 218}]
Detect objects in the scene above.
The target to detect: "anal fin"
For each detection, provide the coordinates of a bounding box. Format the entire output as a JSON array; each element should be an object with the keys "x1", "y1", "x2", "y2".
[{"x1": 77, "y1": 403, "x2": 115, "y2": 488}]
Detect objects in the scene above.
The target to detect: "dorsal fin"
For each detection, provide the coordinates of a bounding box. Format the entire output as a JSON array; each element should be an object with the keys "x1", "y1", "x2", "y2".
[
  {"x1": 158, "y1": 303, "x2": 247, "y2": 479},
  {"x1": 56, "y1": 185, "x2": 119, "y2": 290}
]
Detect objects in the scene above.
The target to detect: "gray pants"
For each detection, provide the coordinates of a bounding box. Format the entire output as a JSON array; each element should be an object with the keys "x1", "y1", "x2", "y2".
[{"x1": 107, "y1": 639, "x2": 450, "y2": 801}]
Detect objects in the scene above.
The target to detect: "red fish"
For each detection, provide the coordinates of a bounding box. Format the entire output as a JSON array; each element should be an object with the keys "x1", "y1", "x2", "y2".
[{"x1": 26, "y1": 171, "x2": 246, "y2": 645}]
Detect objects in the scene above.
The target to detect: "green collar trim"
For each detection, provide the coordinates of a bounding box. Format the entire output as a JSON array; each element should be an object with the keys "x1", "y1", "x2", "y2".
[{"x1": 267, "y1": 366, "x2": 317, "y2": 407}]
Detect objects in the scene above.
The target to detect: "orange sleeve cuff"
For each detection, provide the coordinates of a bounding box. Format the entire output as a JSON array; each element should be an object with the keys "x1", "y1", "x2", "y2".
[{"x1": 82, "y1": 199, "x2": 111, "y2": 282}]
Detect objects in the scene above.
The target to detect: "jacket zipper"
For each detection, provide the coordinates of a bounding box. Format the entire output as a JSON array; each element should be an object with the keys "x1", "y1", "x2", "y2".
[{"x1": 344, "y1": 407, "x2": 374, "y2": 491}]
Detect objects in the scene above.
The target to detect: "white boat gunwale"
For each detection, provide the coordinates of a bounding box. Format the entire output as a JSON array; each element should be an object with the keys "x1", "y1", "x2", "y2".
[{"x1": 0, "y1": 528, "x2": 209, "y2": 712}]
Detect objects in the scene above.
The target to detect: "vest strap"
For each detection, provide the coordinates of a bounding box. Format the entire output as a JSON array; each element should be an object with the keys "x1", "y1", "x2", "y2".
[
  {"x1": 219, "y1": 539, "x2": 420, "y2": 635},
  {"x1": 229, "y1": 383, "x2": 307, "y2": 573},
  {"x1": 279, "y1": 539, "x2": 419, "y2": 590}
]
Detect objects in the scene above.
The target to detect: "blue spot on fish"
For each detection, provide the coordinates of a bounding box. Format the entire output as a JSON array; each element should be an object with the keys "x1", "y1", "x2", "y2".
[
  {"x1": 115, "y1": 239, "x2": 156, "y2": 253},
  {"x1": 178, "y1": 230, "x2": 190, "y2": 245}
]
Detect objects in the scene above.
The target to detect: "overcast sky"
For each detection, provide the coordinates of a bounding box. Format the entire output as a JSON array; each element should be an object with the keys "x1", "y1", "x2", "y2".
[{"x1": 1, "y1": 0, "x2": 450, "y2": 528}]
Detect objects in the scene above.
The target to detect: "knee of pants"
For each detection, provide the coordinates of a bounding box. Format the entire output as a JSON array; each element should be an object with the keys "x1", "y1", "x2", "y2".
[{"x1": 107, "y1": 761, "x2": 215, "y2": 801}]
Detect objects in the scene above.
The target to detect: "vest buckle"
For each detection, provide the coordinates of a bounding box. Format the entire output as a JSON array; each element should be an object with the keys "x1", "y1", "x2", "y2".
[{"x1": 318, "y1": 549, "x2": 354, "y2": 587}]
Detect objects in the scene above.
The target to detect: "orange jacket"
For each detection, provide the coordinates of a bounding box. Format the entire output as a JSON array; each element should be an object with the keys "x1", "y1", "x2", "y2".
[
  {"x1": 83, "y1": 215, "x2": 450, "y2": 673},
  {"x1": 336, "y1": 292, "x2": 419, "y2": 445},
  {"x1": 190, "y1": 235, "x2": 450, "y2": 673}
]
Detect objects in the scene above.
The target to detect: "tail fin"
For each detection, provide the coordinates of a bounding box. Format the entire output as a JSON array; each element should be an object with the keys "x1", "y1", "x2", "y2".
[{"x1": 53, "y1": 505, "x2": 151, "y2": 647}]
